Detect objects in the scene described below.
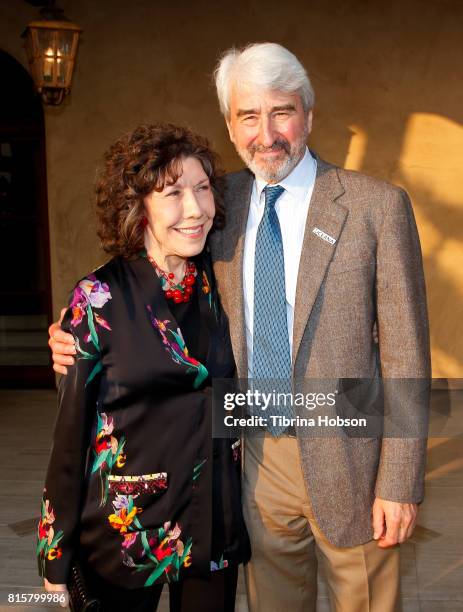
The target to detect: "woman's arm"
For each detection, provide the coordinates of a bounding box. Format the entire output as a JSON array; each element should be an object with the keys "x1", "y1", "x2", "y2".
[{"x1": 38, "y1": 274, "x2": 111, "y2": 585}]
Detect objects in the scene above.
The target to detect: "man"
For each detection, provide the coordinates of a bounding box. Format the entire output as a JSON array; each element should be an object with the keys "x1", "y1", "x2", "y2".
[{"x1": 50, "y1": 43, "x2": 430, "y2": 611}]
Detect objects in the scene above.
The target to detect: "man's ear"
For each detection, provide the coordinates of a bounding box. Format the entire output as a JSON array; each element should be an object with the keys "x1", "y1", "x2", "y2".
[
  {"x1": 307, "y1": 110, "x2": 313, "y2": 135},
  {"x1": 226, "y1": 119, "x2": 235, "y2": 144}
]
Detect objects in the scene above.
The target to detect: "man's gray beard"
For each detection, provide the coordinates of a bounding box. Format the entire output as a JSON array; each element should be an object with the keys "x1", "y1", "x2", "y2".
[
  {"x1": 244, "y1": 153, "x2": 297, "y2": 183},
  {"x1": 236, "y1": 131, "x2": 308, "y2": 183}
]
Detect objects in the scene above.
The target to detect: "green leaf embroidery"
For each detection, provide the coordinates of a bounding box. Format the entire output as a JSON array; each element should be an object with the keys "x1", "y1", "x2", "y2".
[
  {"x1": 86, "y1": 304, "x2": 100, "y2": 352},
  {"x1": 144, "y1": 557, "x2": 173, "y2": 587},
  {"x1": 74, "y1": 338, "x2": 96, "y2": 360},
  {"x1": 36, "y1": 537, "x2": 47, "y2": 556},
  {"x1": 85, "y1": 359, "x2": 103, "y2": 386},
  {"x1": 48, "y1": 530, "x2": 64, "y2": 550},
  {"x1": 132, "y1": 516, "x2": 143, "y2": 530},
  {"x1": 169, "y1": 329, "x2": 186, "y2": 352},
  {"x1": 140, "y1": 531, "x2": 159, "y2": 565},
  {"x1": 193, "y1": 459, "x2": 207, "y2": 481},
  {"x1": 92, "y1": 448, "x2": 111, "y2": 473},
  {"x1": 192, "y1": 364, "x2": 208, "y2": 389}
]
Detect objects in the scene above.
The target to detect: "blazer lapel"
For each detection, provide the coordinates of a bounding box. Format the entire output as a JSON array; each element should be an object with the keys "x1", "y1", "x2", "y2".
[
  {"x1": 292, "y1": 157, "x2": 348, "y2": 366},
  {"x1": 212, "y1": 171, "x2": 253, "y2": 379}
]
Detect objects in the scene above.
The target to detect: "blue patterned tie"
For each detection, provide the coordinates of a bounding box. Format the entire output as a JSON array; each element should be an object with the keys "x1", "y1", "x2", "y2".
[{"x1": 253, "y1": 185, "x2": 293, "y2": 435}]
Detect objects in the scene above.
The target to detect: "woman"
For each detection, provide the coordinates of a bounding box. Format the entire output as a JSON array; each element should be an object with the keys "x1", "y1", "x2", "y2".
[{"x1": 38, "y1": 124, "x2": 250, "y2": 611}]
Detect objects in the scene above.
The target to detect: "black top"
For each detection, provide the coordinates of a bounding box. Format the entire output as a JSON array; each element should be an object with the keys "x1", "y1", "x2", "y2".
[{"x1": 37, "y1": 253, "x2": 250, "y2": 588}]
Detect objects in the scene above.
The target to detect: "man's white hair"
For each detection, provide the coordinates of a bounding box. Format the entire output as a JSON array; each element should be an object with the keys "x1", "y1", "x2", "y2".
[{"x1": 214, "y1": 42, "x2": 315, "y2": 118}]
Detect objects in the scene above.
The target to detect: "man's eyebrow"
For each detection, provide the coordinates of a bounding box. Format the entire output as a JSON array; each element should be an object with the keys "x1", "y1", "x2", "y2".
[
  {"x1": 236, "y1": 108, "x2": 259, "y2": 118},
  {"x1": 235, "y1": 104, "x2": 296, "y2": 118},
  {"x1": 272, "y1": 104, "x2": 296, "y2": 112}
]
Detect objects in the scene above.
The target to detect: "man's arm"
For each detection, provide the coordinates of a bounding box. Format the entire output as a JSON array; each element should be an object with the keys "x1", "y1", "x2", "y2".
[
  {"x1": 372, "y1": 187, "x2": 431, "y2": 547},
  {"x1": 49, "y1": 308, "x2": 76, "y2": 375}
]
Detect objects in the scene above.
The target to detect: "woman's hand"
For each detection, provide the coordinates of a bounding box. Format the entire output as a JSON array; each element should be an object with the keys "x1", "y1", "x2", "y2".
[{"x1": 44, "y1": 578, "x2": 69, "y2": 608}]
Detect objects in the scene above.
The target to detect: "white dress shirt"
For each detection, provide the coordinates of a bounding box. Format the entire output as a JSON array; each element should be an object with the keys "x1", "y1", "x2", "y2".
[{"x1": 243, "y1": 147, "x2": 317, "y2": 378}]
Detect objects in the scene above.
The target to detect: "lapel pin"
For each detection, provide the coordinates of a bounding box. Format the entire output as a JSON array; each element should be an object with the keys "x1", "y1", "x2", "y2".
[{"x1": 313, "y1": 227, "x2": 336, "y2": 245}]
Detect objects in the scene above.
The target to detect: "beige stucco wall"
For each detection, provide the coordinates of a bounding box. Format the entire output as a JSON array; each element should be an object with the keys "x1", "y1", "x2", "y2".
[{"x1": 1, "y1": 0, "x2": 462, "y2": 377}]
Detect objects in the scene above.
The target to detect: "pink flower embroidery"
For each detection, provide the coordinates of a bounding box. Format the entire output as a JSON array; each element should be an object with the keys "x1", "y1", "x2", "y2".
[{"x1": 70, "y1": 275, "x2": 112, "y2": 329}]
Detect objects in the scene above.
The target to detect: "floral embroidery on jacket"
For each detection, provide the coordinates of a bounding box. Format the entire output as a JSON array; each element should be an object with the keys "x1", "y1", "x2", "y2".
[
  {"x1": 147, "y1": 305, "x2": 208, "y2": 389},
  {"x1": 231, "y1": 439, "x2": 241, "y2": 463},
  {"x1": 70, "y1": 274, "x2": 112, "y2": 385},
  {"x1": 192, "y1": 459, "x2": 207, "y2": 482},
  {"x1": 37, "y1": 496, "x2": 64, "y2": 577},
  {"x1": 92, "y1": 412, "x2": 126, "y2": 506},
  {"x1": 133, "y1": 522, "x2": 192, "y2": 586},
  {"x1": 108, "y1": 494, "x2": 143, "y2": 534},
  {"x1": 202, "y1": 270, "x2": 219, "y2": 319},
  {"x1": 211, "y1": 554, "x2": 229, "y2": 572},
  {"x1": 107, "y1": 495, "x2": 192, "y2": 587},
  {"x1": 201, "y1": 270, "x2": 212, "y2": 306}
]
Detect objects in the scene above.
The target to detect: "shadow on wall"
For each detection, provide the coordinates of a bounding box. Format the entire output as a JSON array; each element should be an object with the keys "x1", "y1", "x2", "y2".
[{"x1": 309, "y1": 109, "x2": 463, "y2": 379}]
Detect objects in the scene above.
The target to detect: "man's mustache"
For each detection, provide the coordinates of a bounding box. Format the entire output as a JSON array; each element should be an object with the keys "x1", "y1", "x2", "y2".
[{"x1": 249, "y1": 139, "x2": 291, "y2": 158}]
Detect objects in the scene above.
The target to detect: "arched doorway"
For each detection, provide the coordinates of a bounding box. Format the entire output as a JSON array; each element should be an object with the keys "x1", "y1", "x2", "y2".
[{"x1": 0, "y1": 50, "x2": 53, "y2": 387}]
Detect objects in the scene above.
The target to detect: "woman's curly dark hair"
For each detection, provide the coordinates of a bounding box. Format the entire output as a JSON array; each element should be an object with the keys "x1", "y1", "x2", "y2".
[{"x1": 95, "y1": 123, "x2": 225, "y2": 259}]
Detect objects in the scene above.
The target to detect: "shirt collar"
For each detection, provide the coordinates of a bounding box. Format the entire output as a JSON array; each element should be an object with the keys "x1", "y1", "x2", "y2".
[{"x1": 254, "y1": 147, "x2": 317, "y2": 203}]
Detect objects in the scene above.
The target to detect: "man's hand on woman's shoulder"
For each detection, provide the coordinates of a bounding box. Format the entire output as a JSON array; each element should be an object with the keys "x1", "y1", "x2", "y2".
[{"x1": 49, "y1": 307, "x2": 76, "y2": 375}]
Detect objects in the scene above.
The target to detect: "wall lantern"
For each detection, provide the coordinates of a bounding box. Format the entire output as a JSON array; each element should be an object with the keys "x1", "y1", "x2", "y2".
[{"x1": 22, "y1": 2, "x2": 82, "y2": 105}]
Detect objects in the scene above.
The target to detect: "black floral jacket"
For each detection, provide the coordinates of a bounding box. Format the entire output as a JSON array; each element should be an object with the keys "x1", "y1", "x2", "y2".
[{"x1": 37, "y1": 253, "x2": 250, "y2": 588}]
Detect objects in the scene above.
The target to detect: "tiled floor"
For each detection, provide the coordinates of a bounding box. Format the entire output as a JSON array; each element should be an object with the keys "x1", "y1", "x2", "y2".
[{"x1": 0, "y1": 390, "x2": 462, "y2": 611}]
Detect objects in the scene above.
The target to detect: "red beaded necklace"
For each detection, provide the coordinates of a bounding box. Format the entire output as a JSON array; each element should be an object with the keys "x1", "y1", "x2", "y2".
[{"x1": 147, "y1": 253, "x2": 197, "y2": 304}]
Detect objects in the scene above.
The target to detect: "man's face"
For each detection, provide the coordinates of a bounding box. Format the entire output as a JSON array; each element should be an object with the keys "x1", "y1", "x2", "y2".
[{"x1": 226, "y1": 85, "x2": 312, "y2": 183}]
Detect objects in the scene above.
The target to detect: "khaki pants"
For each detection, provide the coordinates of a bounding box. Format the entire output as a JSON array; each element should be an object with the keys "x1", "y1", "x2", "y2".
[{"x1": 243, "y1": 436, "x2": 401, "y2": 612}]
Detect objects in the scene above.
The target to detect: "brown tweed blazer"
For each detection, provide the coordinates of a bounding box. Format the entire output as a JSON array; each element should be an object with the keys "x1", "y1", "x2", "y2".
[{"x1": 209, "y1": 155, "x2": 431, "y2": 547}]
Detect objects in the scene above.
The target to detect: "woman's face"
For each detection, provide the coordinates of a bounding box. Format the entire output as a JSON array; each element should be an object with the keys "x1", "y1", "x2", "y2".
[{"x1": 143, "y1": 156, "x2": 215, "y2": 261}]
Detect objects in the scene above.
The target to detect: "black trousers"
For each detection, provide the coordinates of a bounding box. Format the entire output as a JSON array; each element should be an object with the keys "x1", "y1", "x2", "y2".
[{"x1": 85, "y1": 566, "x2": 239, "y2": 612}]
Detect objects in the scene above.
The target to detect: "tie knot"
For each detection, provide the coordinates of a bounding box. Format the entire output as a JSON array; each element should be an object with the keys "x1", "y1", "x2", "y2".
[{"x1": 264, "y1": 185, "x2": 284, "y2": 209}]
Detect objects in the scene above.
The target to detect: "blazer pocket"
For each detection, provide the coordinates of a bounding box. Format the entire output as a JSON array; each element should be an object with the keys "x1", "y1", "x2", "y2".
[
  {"x1": 108, "y1": 472, "x2": 168, "y2": 496},
  {"x1": 105, "y1": 472, "x2": 169, "y2": 534}
]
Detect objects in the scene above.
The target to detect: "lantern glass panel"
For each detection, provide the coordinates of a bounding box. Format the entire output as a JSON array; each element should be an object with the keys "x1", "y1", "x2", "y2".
[
  {"x1": 56, "y1": 56, "x2": 68, "y2": 84},
  {"x1": 37, "y1": 28, "x2": 55, "y2": 83},
  {"x1": 56, "y1": 29, "x2": 74, "y2": 57}
]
